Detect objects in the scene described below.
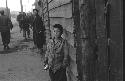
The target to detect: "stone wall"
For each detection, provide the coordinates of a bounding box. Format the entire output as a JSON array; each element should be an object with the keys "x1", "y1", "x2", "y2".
[
  {"x1": 39, "y1": 0, "x2": 74, "y2": 46},
  {"x1": 40, "y1": 0, "x2": 78, "y2": 80}
]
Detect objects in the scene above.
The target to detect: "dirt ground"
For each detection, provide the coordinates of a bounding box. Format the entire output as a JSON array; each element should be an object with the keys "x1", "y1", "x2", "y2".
[{"x1": 0, "y1": 21, "x2": 49, "y2": 81}]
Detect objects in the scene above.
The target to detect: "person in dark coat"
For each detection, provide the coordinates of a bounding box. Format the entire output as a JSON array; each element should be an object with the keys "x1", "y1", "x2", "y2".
[
  {"x1": 17, "y1": 12, "x2": 23, "y2": 32},
  {"x1": 22, "y1": 13, "x2": 30, "y2": 39},
  {"x1": 0, "y1": 10, "x2": 13, "y2": 50},
  {"x1": 32, "y1": 9, "x2": 45, "y2": 50},
  {"x1": 28, "y1": 12, "x2": 34, "y2": 27}
]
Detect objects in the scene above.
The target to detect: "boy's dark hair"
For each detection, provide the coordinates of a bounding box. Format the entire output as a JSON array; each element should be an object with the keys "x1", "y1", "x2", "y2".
[
  {"x1": 0, "y1": 10, "x2": 4, "y2": 15},
  {"x1": 33, "y1": 9, "x2": 39, "y2": 12},
  {"x1": 53, "y1": 24, "x2": 63, "y2": 35}
]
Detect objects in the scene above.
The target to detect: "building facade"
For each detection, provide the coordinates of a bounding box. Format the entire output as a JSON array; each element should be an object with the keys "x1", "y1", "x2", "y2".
[
  {"x1": 34, "y1": 0, "x2": 123, "y2": 81},
  {"x1": 34, "y1": 0, "x2": 78, "y2": 81}
]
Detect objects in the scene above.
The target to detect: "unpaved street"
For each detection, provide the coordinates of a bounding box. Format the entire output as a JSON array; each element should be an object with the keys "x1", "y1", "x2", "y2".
[{"x1": 0, "y1": 21, "x2": 49, "y2": 81}]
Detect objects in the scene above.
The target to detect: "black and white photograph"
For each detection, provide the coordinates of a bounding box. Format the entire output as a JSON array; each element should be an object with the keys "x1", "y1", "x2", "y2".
[{"x1": 0, "y1": 0, "x2": 123, "y2": 81}]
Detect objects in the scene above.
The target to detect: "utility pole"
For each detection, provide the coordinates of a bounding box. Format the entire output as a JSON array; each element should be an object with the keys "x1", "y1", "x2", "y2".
[
  {"x1": 20, "y1": 0, "x2": 23, "y2": 13},
  {"x1": 6, "y1": 0, "x2": 8, "y2": 8},
  {"x1": 5, "y1": 0, "x2": 10, "y2": 18}
]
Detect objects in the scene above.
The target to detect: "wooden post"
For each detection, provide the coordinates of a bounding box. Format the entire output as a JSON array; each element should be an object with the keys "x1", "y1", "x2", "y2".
[
  {"x1": 104, "y1": 1, "x2": 111, "y2": 81},
  {"x1": 73, "y1": 0, "x2": 97, "y2": 81},
  {"x1": 46, "y1": 0, "x2": 50, "y2": 30},
  {"x1": 72, "y1": 0, "x2": 82, "y2": 81}
]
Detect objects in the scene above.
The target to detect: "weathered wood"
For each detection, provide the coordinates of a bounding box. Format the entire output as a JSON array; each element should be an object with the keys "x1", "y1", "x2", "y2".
[
  {"x1": 95, "y1": 0, "x2": 108, "y2": 80},
  {"x1": 72, "y1": 0, "x2": 81, "y2": 81},
  {"x1": 108, "y1": 0, "x2": 123, "y2": 80},
  {"x1": 73, "y1": 0, "x2": 97, "y2": 81}
]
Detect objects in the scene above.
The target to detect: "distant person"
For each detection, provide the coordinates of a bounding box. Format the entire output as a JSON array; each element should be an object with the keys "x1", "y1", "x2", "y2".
[
  {"x1": 27, "y1": 12, "x2": 34, "y2": 28},
  {"x1": 17, "y1": 12, "x2": 23, "y2": 32},
  {"x1": 0, "y1": 10, "x2": 13, "y2": 50},
  {"x1": 21, "y1": 13, "x2": 30, "y2": 39},
  {"x1": 32, "y1": 9, "x2": 45, "y2": 50}
]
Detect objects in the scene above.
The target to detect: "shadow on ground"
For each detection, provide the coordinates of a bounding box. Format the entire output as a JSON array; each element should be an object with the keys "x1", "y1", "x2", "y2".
[{"x1": 0, "y1": 38, "x2": 33, "y2": 54}]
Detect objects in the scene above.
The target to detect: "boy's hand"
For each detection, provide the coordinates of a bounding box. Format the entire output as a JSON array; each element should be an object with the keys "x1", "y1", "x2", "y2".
[{"x1": 43, "y1": 64, "x2": 49, "y2": 70}]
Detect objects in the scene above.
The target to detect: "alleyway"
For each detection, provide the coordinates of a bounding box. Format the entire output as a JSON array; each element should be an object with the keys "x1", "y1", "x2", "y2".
[
  {"x1": 0, "y1": 0, "x2": 123, "y2": 80},
  {"x1": 0, "y1": 20, "x2": 49, "y2": 81}
]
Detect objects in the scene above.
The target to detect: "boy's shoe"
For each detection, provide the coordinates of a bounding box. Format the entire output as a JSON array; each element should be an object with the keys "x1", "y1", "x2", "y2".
[
  {"x1": 4, "y1": 46, "x2": 6, "y2": 50},
  {"x1": 6, "y1": 46, "x2": 10, "y2": 50},
  {"x1": 3, "y1": 45, "x2": 10, "y2": 50},
  {"x1": 28, "y1": 35, "x2": 30, "y2": 38}
]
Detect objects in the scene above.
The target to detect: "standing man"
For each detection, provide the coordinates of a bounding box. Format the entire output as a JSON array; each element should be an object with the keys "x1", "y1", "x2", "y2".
[
  {"x1": 23, "y1": 13, "x2": 30, "y2": 39},
  {"x1": 32, "y1": 9, "x2": 45, "y2": 50},
  {"x1": 0, "y1": 10, "x2": 13, "y2": 50},
  {"x1": 17, "y1": 12, "x2": 23, "y2": 32}
]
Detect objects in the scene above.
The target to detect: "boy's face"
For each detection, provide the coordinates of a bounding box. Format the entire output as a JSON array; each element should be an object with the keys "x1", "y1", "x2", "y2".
[
  {"x1": 33, "y1": 10, "x2": 38, "y2": 16},
  {"x1": 53, "y1": 28, "x2": 61, "y2": 38}
]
